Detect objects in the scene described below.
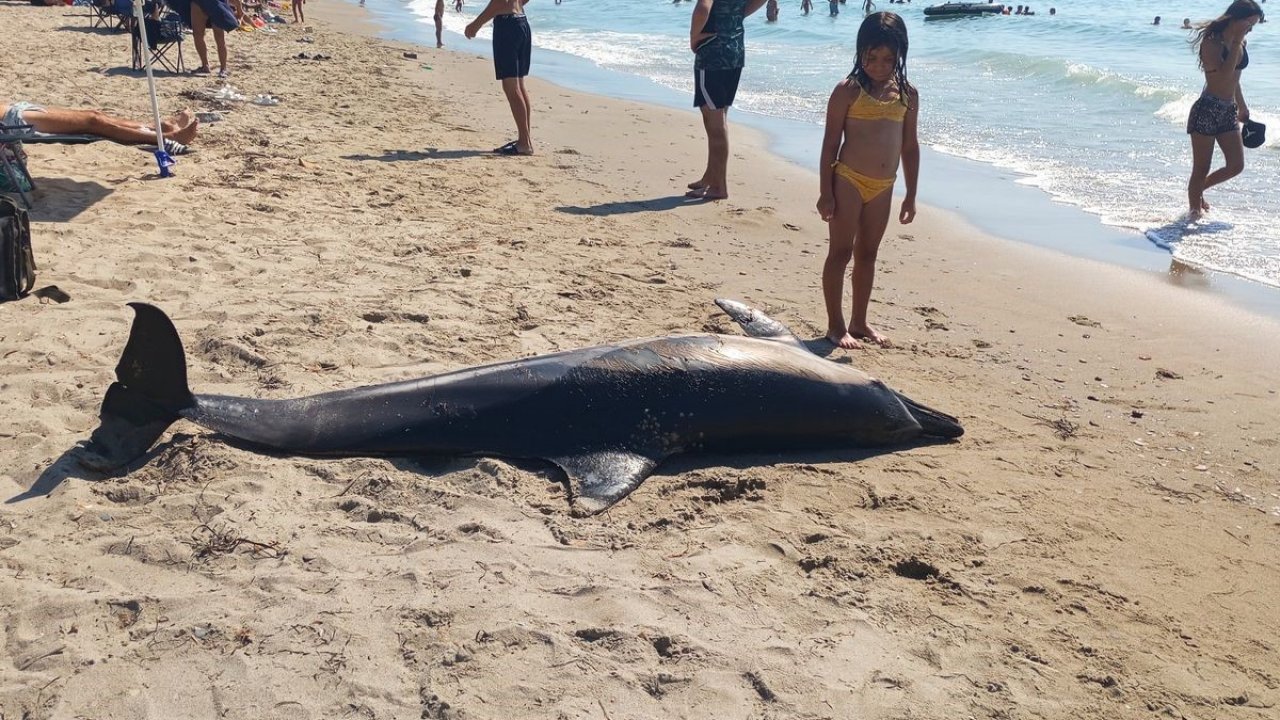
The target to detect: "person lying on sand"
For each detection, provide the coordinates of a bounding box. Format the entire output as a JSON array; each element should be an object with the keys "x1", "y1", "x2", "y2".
[{"x1": 1, "y1": 102, "x2": 198, "y2": 153}]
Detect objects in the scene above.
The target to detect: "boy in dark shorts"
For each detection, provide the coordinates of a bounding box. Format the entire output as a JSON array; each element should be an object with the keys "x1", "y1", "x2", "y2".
[
  {"x1": 687, "y1": 0, "x2": 768, "y2": 199},
  {"x1": 465, "y1": 0, "x2": 534, "y2": 155}
]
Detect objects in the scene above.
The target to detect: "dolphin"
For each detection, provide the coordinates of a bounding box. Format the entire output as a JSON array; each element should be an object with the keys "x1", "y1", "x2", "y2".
[{"x1": 83, "y1": 300, "x2": 962, "y2": 515}]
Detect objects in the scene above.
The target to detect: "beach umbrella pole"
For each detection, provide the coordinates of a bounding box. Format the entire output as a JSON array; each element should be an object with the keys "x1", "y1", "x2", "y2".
[{"x1": 132, "y1": 0, "x2": 175, "y2": 177}]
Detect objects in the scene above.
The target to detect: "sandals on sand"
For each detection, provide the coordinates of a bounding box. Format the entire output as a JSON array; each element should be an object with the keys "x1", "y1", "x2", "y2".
[
  {"x1": 493, "y1": 141, "x2": 532, "y2": 156},
  {"x1": 163, "y1": 139, "x2": 194, "y2": 156}
]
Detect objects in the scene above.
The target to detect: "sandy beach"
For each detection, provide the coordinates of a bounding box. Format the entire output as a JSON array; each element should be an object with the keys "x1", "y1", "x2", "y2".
[{"x1": 2, "y1": 3, "x2": 1279, "y2": 718}]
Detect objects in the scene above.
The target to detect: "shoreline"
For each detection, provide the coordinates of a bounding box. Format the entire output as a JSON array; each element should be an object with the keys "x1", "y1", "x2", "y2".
[
  {"x1": 381, "y1": 0, "x2": 1280, "y2": 318},
  {"x1": 2, "y1": 3, "x2": 1278, "y2": 719}
]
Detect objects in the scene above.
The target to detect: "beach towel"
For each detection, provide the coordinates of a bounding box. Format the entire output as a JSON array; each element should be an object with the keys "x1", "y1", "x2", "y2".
[{"x1": 168, "y1": 0, "x2": 238, "y2": 31}]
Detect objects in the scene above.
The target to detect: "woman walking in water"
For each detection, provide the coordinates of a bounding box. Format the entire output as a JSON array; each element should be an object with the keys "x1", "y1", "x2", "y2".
[{"x1": 1186, "y1": 0, "x2": 1264, "y2": 219}]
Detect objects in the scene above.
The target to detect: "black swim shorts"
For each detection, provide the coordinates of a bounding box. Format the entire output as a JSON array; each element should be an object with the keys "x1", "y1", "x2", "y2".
[
  {"x1": 694, "y1": 67, "x2": 743, "y2": 110},
  {"x1": 1186, "y1": 92, "x2": 1239, "y2": 137},
  {"x1": 492, "y1": 14, "x2": 531, "y2": 80}
]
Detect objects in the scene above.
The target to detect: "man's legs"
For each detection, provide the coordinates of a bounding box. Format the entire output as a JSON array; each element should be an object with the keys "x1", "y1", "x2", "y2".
[
  {"x1": 500, "y1": 77, "x2": 533, "y2": 154},
  {"x1": 21, "y1": 108, "x2": 198, "y2": 145}
]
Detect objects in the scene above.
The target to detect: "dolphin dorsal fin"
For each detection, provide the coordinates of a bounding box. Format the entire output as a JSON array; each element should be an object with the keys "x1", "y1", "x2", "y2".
[
  {"x1": 553, "y1": 449, "x2": 659, "y2": 517},
  {"x1": 714, "y1": 299, "x2": 807, "y2": 350}
]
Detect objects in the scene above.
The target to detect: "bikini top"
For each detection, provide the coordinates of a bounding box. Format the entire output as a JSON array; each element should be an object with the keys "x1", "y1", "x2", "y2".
[
  {"x1": 1221, "y1": 41, "x2": 1249, "y2": 70},
  {"x1": 847, "y1": 87, "x2": 908, "y2": 122}
]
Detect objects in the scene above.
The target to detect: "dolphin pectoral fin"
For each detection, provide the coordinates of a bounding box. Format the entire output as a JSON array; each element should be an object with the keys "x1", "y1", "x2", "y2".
[
  {"x1": 714, "y1": 299, "x2": 807, "y2": 351},
  {"x1": 552, "y1": 450, "x2": 660, "y2": 517}
]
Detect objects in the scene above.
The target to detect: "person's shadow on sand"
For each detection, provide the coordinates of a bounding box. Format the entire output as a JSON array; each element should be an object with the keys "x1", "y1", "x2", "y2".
[
  {"x1": 23, "y1": 179, "x2": 113, "y2": 222},
  {"x1": 342, "y1": 148, "x2": 491, "y2": 162},
  {"x1": 557, "y1": 195, "x2": 709, "y2": 216}
]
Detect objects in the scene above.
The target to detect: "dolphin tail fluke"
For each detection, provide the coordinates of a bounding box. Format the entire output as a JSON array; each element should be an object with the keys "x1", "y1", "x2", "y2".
[
  {"x1": 895, "y1": 392, "x2": 964, "y2": 439},
  {"x1": 714, "y1": 298, "x2": 807, "y2": 350},
  {"x1": 82, "y1": 303, "x2": 195, "y2": 471}
]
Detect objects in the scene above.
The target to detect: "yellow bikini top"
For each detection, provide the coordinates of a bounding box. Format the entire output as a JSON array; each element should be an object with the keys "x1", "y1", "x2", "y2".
[{"x1": 847, "y1": 87, "x2": 908, "y2": 122}]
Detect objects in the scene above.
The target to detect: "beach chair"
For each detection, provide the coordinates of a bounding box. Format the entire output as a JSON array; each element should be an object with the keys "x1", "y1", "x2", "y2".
[
  {"x1": 88, "y1": 0, "x2": 132, "y2": 31},
  {"x1": 131, "y1": 13, "x2": 186, "y2": 74},
  {"x1": 0, "y1": 124, "x2": 104, "y2": 209}
]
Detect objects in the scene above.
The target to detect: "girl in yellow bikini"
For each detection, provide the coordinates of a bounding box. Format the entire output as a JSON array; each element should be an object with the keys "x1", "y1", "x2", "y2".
[{"x1": 817, "y1": 11, "x2": 919, "y2": 349}]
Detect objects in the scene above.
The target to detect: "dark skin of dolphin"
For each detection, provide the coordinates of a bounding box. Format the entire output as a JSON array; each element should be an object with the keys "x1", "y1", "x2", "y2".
[{"x1": 84, "y1": 300, "x2": 962, "y2": 515}]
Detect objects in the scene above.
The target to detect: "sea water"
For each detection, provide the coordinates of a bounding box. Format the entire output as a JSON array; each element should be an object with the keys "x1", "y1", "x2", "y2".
[{"x1": 375, "y1": 0, "x2": 1277, "y2": 290}]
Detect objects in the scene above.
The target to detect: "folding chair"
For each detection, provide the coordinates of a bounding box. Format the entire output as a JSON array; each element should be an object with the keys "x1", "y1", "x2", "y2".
[
  {"x1": 88, "y1": 0, "x2": 132, "y2": 31},
  {"x1": 87, "y1": 1, "x2": 114, "y2": 29},
  {"x1": 0, "y1": 124, "x2": 104, "y2": 209},
  {"x1": 131, "y1": 13, "x2": 186, "y2": 74}
]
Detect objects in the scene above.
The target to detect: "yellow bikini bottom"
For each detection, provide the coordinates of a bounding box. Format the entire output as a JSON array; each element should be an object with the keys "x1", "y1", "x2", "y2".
[{"x1": 832, "y1": 162, "x2": 896, "y2": 203}]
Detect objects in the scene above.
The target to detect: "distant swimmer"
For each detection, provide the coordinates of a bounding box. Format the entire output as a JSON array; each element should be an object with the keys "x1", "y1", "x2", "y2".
[
  {"x1": 1183, "y1": 17, "x2": 1193, "y2": 29},
  {"x1": 830, "y1": 0, "x2": 838, "y2": 15},
  {"x1": 1153, "y1": 15, "x2": 1161, "y2": 25},
  {"x1": 802, "y1": 0, "x2": 812, "y2": 14},
  {"x1": 767, "y1": 0, "x2": 779, "y2": 21}
]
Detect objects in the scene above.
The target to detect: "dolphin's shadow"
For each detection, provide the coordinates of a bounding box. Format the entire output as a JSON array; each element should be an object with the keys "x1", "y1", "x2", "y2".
[
  {"x1": 5, "y1": 445, "x2": 96, "y2": 504},
  {"x1": 390, "y1": 439, "x2": 955, "y2": 509},
  {"x1": 20, "y1": 433, "x2": 949, "y2": 509}
]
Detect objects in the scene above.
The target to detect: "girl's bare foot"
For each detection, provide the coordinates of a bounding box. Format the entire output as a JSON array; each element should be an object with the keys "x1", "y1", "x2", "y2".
[
  {"x1": 687, "y1": 178, "x2": 709, "y2": 190},
  {"x1": 850, "y1": 324, "x2": 890, "y2": 347},
  {"x1": 826, "y1": 330, "x2": 862, "y2": 350}
]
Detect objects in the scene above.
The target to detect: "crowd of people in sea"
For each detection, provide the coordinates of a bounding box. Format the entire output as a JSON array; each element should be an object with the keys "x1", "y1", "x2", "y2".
[{"x1": 1, "y1": 0, "x2": 1267, "y2": 348}]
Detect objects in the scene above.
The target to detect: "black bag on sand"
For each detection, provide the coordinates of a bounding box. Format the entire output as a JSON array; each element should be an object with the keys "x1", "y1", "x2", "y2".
[{"x1": 0, "y1": 195, "x2": 36, "y2": 302}]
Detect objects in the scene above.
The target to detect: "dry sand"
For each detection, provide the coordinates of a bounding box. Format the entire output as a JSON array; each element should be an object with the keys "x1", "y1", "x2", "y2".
[{"x1": 2, "y1": 3, "x2": 1278, "y2": 719}]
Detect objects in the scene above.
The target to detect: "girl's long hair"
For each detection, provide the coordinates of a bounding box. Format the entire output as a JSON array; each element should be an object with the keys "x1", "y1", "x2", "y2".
[
  {"x1": 848, "y1": 11, "x2": 912, "y2": 104},
  {"x1": 1191, "y1": 0, "x2": 1264, "y2": 66}
]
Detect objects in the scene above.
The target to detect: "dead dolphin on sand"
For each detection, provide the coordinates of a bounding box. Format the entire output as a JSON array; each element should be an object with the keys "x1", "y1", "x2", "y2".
[{"x1": 83, "y1": 300, "x2": 962, "y2": 514}]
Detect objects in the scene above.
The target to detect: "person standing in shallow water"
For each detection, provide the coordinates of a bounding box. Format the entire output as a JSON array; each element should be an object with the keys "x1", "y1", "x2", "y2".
[
  {"x1": 686, "y1": 0, "x2": 769, "y2": 200},
  {"x1": 1186, "y1": 0, "x2": 1264, "y2": 219},
  {"x1": 817, "y1": 11, "x2": 919, "y2": 349}
]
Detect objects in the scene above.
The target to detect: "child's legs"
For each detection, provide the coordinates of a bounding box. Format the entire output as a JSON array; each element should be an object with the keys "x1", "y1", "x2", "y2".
[
  {"x1": 434, "y1": 13, "x2": 443, "y2": 44},
  {"x1": 848, "y1": 188, "x2": 895, "y2": 335},
  {"x1": 1203, "y1": 131, "x2": 1245, "y2": 191},
  {"x1": 822, "y1": 176, "x2": 864, "y2": 340},
  {"x1": 699, "y1": 106, "x2": 729, "y2": 190},
  {"x1": 190, "y1": 4, "x2": 210, "y2": 68},
  {"x1": 500, "y1": 77, "x2": 532, "y2": 149}
]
